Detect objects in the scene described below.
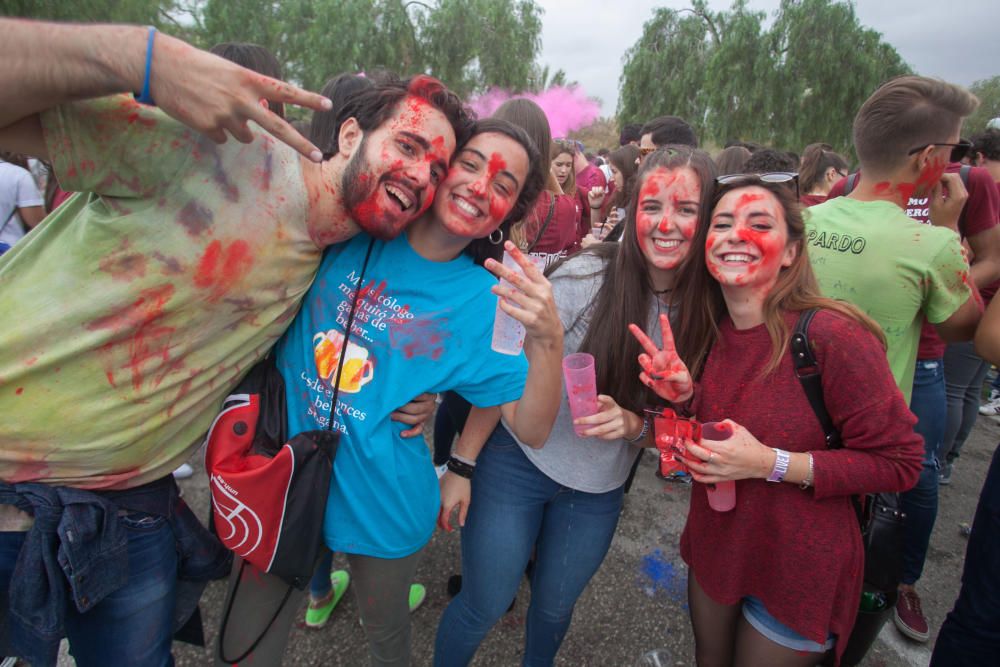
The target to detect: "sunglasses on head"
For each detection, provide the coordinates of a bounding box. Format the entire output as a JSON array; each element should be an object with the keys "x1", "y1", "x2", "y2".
[
  {"x1": 907, "y1": 139, "x2": 972, "y2": 161},
  {"x1": 716, "y1": 172, "x2": 799, "y2": 198}
]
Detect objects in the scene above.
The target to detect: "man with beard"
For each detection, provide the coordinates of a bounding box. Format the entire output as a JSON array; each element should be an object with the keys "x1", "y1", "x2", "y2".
[{"x1": 0, "y1": 18, "x2": 471, "y2": 667}]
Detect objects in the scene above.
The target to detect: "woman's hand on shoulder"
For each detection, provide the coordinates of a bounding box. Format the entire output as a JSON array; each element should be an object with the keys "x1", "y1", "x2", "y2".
[
  {"x1": 683, "y1": 420, "x2": 774, "y2": 483},
  {"x1": 573, "y1": 395, "x2": 643, "y2": 440},
  {"x1": 485, "y1": 241, "x2": 562, "y2": 350},
  {"x1": 628, "y1": 313, "x2": 693, "y2": 403}
]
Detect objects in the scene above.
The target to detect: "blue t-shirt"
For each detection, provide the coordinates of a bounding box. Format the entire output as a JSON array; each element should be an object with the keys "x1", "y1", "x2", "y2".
[{"x1": 275, "y1": 233, "x2": 528, "y2": 557}]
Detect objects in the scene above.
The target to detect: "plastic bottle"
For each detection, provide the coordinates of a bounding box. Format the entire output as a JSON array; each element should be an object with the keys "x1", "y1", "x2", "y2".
[{"x1": 701, "y1": 421, "x2": 736, "y2": 512}]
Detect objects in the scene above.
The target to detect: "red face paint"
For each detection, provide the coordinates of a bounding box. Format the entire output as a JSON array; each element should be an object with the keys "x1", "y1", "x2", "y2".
[
  {"x1": 635, "y1": 167, "x2": 701, "y2": 276},
  {"x1": 436, "y1": 134, "x2": 527, "y2": 239},
  {"x1": 705, "y1": 186, "x2": 790, "y2": 292}
]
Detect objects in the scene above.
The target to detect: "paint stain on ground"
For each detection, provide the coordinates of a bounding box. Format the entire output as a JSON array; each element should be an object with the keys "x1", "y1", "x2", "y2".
[{"x1": 639, "y1": 549, "x2": 687, "y2": 604}]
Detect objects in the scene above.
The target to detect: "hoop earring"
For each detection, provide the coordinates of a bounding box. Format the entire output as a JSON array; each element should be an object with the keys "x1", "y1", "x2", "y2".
[{"x1": 489, "y1": 229, "x2": 503, "y2": 245}]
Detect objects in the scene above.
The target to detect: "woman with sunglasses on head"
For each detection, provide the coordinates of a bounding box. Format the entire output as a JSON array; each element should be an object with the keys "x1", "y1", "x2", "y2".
[
  {"x1": 266, "y1": 119, "x2": 564, "y2": 666},
  {"x1": 435, "y1": 146, "x2": 717, "y2": 667},
  {"x1": 632, "y1": 176, "x2": 923, "y2": 666}
]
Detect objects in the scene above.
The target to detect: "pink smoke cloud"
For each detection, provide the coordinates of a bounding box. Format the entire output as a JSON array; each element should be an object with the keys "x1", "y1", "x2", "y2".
[{"x1": 469, "y1": 85, "x2": 602, "y2": 141}]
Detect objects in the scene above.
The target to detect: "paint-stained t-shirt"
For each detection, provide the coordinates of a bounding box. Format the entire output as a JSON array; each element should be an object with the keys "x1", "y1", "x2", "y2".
[
  {"x1": 0, "y1": 95, "x2": 336, "y2": 490},
  {"x1": 275, "y1": 233, "x2": 528, "y2": 558},
  {"x1": 804, "y1": 197, "x2": 972, "y2": 403}
]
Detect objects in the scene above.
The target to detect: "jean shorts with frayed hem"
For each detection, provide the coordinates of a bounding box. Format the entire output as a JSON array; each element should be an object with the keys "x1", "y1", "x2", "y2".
[{"x1": 742, "y1": 596, "x2": 836, "y2": 653}]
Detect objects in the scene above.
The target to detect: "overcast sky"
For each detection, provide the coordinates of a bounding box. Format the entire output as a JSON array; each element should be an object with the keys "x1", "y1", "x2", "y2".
[{"x1": 537, "y1": 0, "x2": 999, "y2": 117}]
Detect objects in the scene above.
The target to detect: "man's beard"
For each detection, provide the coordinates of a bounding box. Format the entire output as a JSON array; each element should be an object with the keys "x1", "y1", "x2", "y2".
[{"x1": 340, "y1": 136, "x2": 406, "y2": 240}]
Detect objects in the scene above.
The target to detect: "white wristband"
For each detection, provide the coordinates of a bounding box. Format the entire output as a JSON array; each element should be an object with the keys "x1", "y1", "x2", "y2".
[{"x1": 767, "y1": 448, "x2": 790, "y2": 483}]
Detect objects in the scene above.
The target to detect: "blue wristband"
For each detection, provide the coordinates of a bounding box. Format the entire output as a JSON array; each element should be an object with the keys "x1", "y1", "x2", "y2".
[{"x1": 134, "y1": 26, "x2": 157, "y2": 105}]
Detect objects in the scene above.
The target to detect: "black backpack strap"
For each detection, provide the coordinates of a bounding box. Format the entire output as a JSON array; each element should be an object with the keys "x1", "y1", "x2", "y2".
[
  {"x1": 843, "y1": 172, "x2": 858, "y2": 196},
  {"x1": 526, "y1": 195, "x2": 556, "y2": 253},
  {"x1": 790, "y1": 309, "x2": 842, "y2": 449}
]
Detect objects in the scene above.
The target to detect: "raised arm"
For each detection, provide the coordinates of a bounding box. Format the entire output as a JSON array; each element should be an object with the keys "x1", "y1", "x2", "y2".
[
  {"x1": 486, "y1": 242, "x2": 564, "y2": 447},
  {"x1": 0, "y1": 18, "x2": 330, "y2": 160}
]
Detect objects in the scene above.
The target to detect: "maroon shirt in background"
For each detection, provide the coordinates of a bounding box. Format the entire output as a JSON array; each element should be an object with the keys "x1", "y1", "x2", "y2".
[
  {"x1": 828, "y1": 164, "x2": 1000, "y2": 358},
  {"x1": 683, "y1": 310, "x2": 922, "y2": 665},
  {"x1": 575, "y1": 163, "x2": 607, "y2": 192},
  {"x1": 980, "y1": 181, "x2": 1000, "y2": 303},
  {"x1": 799, "y1": 193, "x2": 828, "y2": 207},
  {"x1": 518, "y1": 190, "x2": 579, "y2": 254}
]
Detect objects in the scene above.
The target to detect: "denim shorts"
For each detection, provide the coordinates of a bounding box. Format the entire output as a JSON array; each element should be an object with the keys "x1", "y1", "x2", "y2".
[{"x1": 742, "y1": 596, "x2": 836, "y2": 653}]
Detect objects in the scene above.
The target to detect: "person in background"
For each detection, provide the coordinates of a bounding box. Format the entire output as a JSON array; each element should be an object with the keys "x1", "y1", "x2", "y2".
[
  {"x1": 0, "y1": 151, "x2": 45, "y2": 255},
  {"x1": 620, "y1": 123, "x2": 642, "y2": 147},
  {"x1": 798, "y1": 143, "x2": 848, "y2": 207},
  {"x1": 583, "y1": 144, "x2": 640, "y2": 246},
  {"x1": 574, "y1": 141, "x2": 607, "y2": 193},
  {"x1": 930, "y1": 293, "x2": 1000, "y2": 666},
  {"x1": 551, "y1": 138, "x2": 587, "y2": 245},
  {"x1": 713, "y1": 145, "x2": 752, "y2": 176},
  {"x1": 639, "y1": 115, "x2": 699, "y2": 158},
  {"x1": 649, "y1": 176, "x2": 922, "y2": 667},
  {"x1": 808, "y1": 76, "x2": 986, "y2": 645},
  {"x1": 971, "y1": 129, "x2": 1000, "y2": 415},
  {"x1": 743, "y1": 148, "x2": 799, "y2": 175}
]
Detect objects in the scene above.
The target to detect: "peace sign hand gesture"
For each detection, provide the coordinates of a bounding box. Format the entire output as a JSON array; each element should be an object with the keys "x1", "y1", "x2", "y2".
[{"x1": 628, "y1": 313, "x2": 694, "y2": 403}]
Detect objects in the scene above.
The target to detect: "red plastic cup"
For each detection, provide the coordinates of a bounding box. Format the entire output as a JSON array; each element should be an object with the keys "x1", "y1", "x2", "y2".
[
  {"x1": 562, "y1": 353, "x2": 599, "y2": 437},
  {"x1": 701, "y1": 421, "x2": 736, "y2": 512}
]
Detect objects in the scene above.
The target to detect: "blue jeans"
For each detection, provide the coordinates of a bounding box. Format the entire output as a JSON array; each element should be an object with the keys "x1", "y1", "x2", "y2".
[
  {"x1": 310, "y1": 549, "x2": 335, "y2": 598},
  {"x1": 942, "y1": 342, "x2": 990, "y2": 464},
  {"x1": 901, "y1": 359, "x2": 945, "y2": 586},
  {"x1": 434, "y1": 426, "x2": 624, "y2": 667},
  {"x1": 930, "y1": 445, "x2": 1000, "y2": 665},
  {"x1": 0, "y1": 512, "x2": 177, "y2": 667}
]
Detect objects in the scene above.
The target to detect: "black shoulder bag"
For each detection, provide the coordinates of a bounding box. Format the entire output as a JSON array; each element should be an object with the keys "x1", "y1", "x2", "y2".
[{"x1": 790, "y1": 309, "x2": 906, "y2": 594}]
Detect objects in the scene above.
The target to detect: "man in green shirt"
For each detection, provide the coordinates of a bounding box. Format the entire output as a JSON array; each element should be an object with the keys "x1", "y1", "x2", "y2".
[
  {"x1": 805, "y1": 75, "x2": 982, "y2": 646},
  {"x1": 0, "y1": 18, "x2": 470, "y2": 666}
]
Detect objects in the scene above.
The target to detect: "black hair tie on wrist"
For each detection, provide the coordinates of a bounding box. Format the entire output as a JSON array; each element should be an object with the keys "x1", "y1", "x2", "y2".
[{"x1": 447, "y1": 456, "x2": 475, "y2": 480}]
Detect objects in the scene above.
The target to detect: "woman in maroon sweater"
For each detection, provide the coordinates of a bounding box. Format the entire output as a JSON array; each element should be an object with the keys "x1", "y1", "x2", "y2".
[{"x1": 631, "y1": 177, "x2": 922, "y2": 666}]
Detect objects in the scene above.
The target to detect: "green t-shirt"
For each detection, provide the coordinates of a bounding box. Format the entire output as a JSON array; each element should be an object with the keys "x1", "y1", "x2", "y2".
[
  {"x1": 804, "y1": 197, "x2": 971, "y2": 403},
  {"x1": 0, "y1": 95, "x2": 328, "y2": 489}
]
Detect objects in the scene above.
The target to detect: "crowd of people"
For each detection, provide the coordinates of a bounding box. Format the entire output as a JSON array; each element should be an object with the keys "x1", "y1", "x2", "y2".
[{"x1": 1, "y1": 16, "x2": 998, "y2": 667}]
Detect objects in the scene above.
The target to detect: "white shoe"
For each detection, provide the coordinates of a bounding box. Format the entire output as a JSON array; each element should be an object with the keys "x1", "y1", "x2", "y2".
[
  {"x1": 979, "y1": 398, "x2": 1000, "y2": 416},
  {"x1": 172, "y1": 463, "x2": 194, "y2": 479}
]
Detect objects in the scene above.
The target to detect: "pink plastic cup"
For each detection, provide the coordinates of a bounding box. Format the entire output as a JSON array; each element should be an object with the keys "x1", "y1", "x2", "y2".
[
  {"x1": 701, "y1": 421, "x2": 736, "y2": 512},
  {"x1": 491, "y1": 251, "x2": 545, "y2": 355},
  {"x1": 562, "y1": 353, "x2": 599, "y2": 437}
]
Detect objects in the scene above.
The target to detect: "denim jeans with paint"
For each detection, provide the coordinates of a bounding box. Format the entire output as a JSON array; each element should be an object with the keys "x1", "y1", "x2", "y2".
[
  {"x1": 900, "y1": 358, "x2": 946, "y2": 586},
  {"x1": 931, "y1": 445, "x2": 1000, "y2": 665},
  {"x1": 0, "y1": 511, "x2": 177, "y2": 667},
  {"x1": 434, "y1": 426, "x2": 624, "y2": 667}
]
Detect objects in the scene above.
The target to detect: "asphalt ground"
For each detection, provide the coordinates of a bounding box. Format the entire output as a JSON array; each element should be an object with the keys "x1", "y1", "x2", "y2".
[{"x1": 51, "y1": 408, "x2": 997, "y2": 666}]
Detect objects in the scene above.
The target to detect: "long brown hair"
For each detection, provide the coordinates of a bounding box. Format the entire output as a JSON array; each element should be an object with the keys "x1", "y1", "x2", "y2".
[
  {"x1": 550, "y1": 146, "x2": 716, "y2": 413},
  {"x1": 551, "y1": 139, "x2": 578, "y2": 193},
  {"x1": 606, "y1": 144, "x2": 640, "y2": 211},
  {"x1": 799, "y1": 142, "x2": 848, "y2": 193},
  {"x1": 672, "y1": 181, "x2": 884, "y2": 380}
]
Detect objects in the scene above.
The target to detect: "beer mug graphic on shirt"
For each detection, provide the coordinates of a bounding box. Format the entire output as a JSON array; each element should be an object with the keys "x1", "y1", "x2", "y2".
[{"x1": 312, "y1": 330, "x2": 375, "y2": 394}]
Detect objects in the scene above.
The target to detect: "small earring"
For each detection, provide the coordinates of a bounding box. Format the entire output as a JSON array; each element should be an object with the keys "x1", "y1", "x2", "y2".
[{"x1": 489, "y1": 229, "x2": 503, "y2": 245}]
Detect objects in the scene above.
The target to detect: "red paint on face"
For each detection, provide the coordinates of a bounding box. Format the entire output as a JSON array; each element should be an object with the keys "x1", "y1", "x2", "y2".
[
  {"x1": 86, "y1": 284, "x2": 176, "y2": 391},
  {"x1": 194, "y1": 240, "x2": 254, "y2": 302},
  {"x1": 486, "y1": 152, "x2": 513, "y2": 222},
  {"x1": 635, "y1": 167, "x2": 701, "y2": 274},
  {"x1": 705, "y1": 186, "x2": 790, "y2": 292}
]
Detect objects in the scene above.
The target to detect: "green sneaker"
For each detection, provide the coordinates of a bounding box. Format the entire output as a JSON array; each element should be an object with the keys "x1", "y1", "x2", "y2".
[
  {"x1": 305, "y1": 569, "x2": 350, "y2": 629},
  {"x1": 408, "y1": 583, "x2": 426, "y2": 613},
  {"x1": 359, "y1": 583, "x2": 427, "y2": 628}
]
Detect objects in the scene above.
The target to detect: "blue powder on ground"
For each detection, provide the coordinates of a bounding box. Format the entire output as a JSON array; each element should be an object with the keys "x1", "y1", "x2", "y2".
[{"x1": 640, "y1": 549, "x2": 687, "y2": 603}]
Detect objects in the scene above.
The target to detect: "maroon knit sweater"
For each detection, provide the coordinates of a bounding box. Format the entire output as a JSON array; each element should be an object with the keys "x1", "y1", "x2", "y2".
[{"x1": 680, "y1": 310, "x2": 922, "y2": 664}]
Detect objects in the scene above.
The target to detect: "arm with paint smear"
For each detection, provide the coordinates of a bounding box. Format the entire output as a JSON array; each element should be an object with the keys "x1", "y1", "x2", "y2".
[
  {"x1": 486, "y1": 242, "x2": 564, "y2": 447},
  {"x1": 0, "y1": 18, "x2": 329, "y2": 161},
  {"x1": 437, "y1": 406, "x2": 501, "y2": 532}
]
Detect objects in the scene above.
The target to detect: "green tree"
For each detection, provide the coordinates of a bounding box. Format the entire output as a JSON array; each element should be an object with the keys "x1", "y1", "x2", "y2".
[
  {"x1": 0, "y1": 0, "x2": 184, "y2": 32},
  {"x1": 967, "y1": 76, "x2": 1000, "y2": 135},
  {"x1": 417, "y1": 0, "x2": 542, "y2": 97},
  {"x1": 618, "y1": 0, "x2": 911, "y2": 155}
]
